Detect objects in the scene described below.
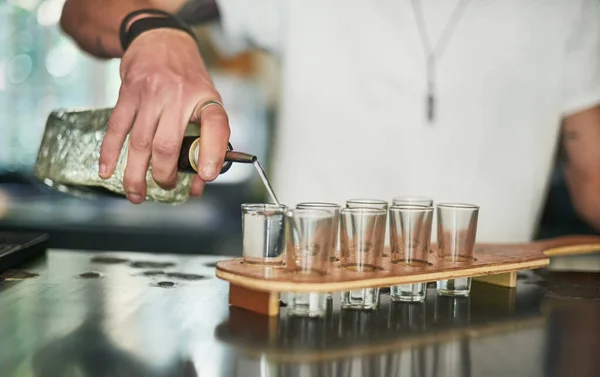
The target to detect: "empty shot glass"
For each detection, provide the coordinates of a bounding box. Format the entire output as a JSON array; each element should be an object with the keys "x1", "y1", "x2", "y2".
[
  {"x1": 436, "y1": 203, "x2": 479, "y2": 297},
  {"x1": 286, "y1": 208, "x2": 336, "y2": 317},
  {"x1": 339, "y1": 207, "x2": 387, "y2": 310},
  {"x1": 389, "y1": 205, "x2": 433, "y2": 302},
  {"x1": 346, "y1": 198, "x2": 389, "y2": 210},
  {"x1": 296, "y1": 202, "x2": 340, "y2": 259},
  {"x1": 346, "y1": 199, "x2": 389, "y2": 257},
  {"x1": 241, "y1": 203, "x2": 288, "y2": 265},
  {"x1": 296, "y1": 202, "x2": 341, "y2": 300},
  {"x1": 392, "y1": 196, "x2": 433, "y2": 207}
]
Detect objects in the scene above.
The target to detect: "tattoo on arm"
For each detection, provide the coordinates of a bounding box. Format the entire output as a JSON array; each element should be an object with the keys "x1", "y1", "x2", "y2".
[{"x1": 176, "y1": 0, "x2": 220, "y2": 25}]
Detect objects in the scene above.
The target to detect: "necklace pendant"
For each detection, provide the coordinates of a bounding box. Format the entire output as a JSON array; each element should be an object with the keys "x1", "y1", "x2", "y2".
[{"x1": 427, "y1": 92, "x2": 435, "y2": 123}]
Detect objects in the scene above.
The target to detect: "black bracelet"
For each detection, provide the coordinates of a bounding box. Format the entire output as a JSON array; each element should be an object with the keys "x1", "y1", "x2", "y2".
[{"x1": 119, "y1": 9, "x2": 198, "y2": 52}]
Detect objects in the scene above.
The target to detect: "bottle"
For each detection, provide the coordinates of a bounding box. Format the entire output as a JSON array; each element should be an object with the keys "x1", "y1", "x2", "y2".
[{"x1": 35, "y1": 109, "x2": 256, "y2": 204}]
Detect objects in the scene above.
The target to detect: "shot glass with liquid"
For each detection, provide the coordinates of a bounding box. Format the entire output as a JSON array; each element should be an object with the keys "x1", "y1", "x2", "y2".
[{"x1": 241, "y1": 203, "x2": 288, "y2": 266}]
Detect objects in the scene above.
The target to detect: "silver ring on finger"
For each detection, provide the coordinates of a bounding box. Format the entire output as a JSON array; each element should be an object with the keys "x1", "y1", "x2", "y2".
[{"x1": 198, "y1": 100, "x2": 224, "y2": 115}]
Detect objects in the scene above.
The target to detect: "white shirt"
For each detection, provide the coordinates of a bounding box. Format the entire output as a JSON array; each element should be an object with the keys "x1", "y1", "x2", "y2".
[{"x1": 212, "y1": 0, "x2": 600, "y2": 242}]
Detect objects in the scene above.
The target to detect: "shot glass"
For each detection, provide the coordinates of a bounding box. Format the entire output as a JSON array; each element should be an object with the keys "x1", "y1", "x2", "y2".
[
  {"x1": 296, "y1": 202, "x2": 340, "y2": 259},
  {"x1": 241, "y1": 203, "x2": 288, "y2": 265},
  {"x1": 346, "y1": 198, "x2": 389, "y2": 210},
  {"x1": 346, "y1": 199, "x2": 389, "y2": 257},
  {"x1": 296, "y1": 202, "x2": 341, "y2": 300},
  {"x1": 435, "y1": 203, "x2": 479, "y2": 297},
  {"x1": 392, "y1": 196, "x2": 433, "y2": 207},
  {"x1": 390, "y1": 197, "x2": 433, "y2": 298},
  {"x1": 285, "y1": 208, "x2": 336, "y2": 317},
  {"x1": 339, "y1": 207, "x2": 387, "y2": 310},
  {"x1": 389, "y1": 205, "x2": 433, "y2": 302}
]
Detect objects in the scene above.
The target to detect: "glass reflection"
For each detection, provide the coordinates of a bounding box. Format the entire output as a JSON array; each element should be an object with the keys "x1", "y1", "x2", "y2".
[
  {"x1": 434, "y1": 296, "x2": 471, "y2": 327},
  {"x1": 388, "y1": 301, "x2": 426, "y2": 332},
  {"x1": 214, "y1": 283, "x2": 543, "y2": 377}
]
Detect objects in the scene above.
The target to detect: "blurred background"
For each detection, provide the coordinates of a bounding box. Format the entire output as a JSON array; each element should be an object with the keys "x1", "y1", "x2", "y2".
[{"x1": 0, "y1": 0, "x2": 596, "y2": 255}]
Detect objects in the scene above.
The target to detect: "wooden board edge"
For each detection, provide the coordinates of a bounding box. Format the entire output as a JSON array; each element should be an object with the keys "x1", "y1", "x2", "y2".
[
  {"x1": 543, "y1": 244, "x2": 600, "y2": 257},
  {"x1": 216, "y1": 259, "x2": 549, "y2": 293},
  {"x1": 228, "y1": 284, "x2": 280, "y2": 316},
  {"x1": 473, "y1": 271, "x2": 517, "y2": 288}
]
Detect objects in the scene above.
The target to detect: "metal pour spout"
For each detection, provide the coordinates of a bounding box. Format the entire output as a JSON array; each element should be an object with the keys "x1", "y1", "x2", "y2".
[
  {"x1": 225, "y1": 150, "x2": 257, "y2": 164},
  {"x1": 182, "y1": 137, "x2": 257, "y2": 174}
]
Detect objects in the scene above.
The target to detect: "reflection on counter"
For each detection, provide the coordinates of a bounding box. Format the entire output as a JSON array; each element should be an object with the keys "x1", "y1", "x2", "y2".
[
  {"x1": 209, "y1": 272, "x2": 600, "y2": 377},
  {"x1": 1, "y1": 250, "x2": 599, "y2": 377},
  {"x1": 214, "y1": 280, "x2": 547, "y2": 374}
]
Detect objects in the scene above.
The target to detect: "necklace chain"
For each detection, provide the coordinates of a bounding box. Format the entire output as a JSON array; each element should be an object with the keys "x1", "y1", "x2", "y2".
[{"x1": 410, "y1": 0, "x2": 471, "y2": 123}]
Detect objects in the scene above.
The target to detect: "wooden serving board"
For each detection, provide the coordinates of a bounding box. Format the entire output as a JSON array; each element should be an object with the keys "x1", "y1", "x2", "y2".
[{"x1": 216, "y1": 235, "x2": 600, "y2": 316}]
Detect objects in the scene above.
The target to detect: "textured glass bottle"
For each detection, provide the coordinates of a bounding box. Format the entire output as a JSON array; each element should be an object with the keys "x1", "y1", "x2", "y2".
[{"x1": 35, "y1": 108, "x2": 233, "y2": 204}]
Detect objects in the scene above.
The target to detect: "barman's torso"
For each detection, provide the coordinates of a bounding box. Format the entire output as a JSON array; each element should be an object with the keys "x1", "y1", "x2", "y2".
[{"x1": 212, "y1": 0, "x2": 600, "y2": 242}]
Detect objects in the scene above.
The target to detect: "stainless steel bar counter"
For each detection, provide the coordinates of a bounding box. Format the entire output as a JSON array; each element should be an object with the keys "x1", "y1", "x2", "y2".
[{"x1": 1, "y1": 249, "x2": 599, "y2": 377}]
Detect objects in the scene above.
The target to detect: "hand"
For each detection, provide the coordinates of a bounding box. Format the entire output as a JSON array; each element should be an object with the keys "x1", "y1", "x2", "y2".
[{"x1": 98, "y1": 28, "x2": 230, "y2": 203}]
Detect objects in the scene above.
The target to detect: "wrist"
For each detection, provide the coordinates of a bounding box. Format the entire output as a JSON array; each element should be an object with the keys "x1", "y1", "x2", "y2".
[
  {"x1": 120, "y1": 9, "x2": 197, "y2": 52},
  {"x1": 124, "y1": 11, "x2": 168, "y2": 30}
]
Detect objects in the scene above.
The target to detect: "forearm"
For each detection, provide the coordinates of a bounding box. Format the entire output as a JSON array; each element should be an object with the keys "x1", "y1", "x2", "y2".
[
  {"x1": 562, "y1": 106, "x2": 600, "y2": 230},
  {"x1": 60, "y1": 0, "x2": 187, "y2": 58}
]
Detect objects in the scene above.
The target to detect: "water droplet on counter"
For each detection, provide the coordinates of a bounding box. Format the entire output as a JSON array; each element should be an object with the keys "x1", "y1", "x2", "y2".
[
  {"x1": 156, "y1": 281, "x2": 176, "y2": 288},
  {"x1": 91, "y1": 256, "x2": 129, "y2": 264},
  {"x1": 165, "y1": 272, "x2": 207, "y2": 281},
  {"x1": 142, "y1": 270, "x2": 165, "y2": 276},
  {"x1": 79, "y1": 271, "x2": 103, "y2": 279},
  {"x1": 129, "y1": 261, "x2": 175, "y2": 269}
]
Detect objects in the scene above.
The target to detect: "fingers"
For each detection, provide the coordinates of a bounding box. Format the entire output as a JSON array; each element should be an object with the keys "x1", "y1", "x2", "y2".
[
  {"x1": 192, "y1": 101, "x2": 231, "y2": 182},
  {"x1": 190, "y1": 175, "x2": 205, "y2": 196},
  {"x1": 102, "y1": 84, "x2": 229, "y2": 203},
  {"x1": 99, "y1": 89, "x2": 138, "y2": 179},
  {"x1": 123, "y1": 103, "x2": 161, "y2": 203},
  {"x1": 151, "y1": 106, "x2": 187, "y2": 190}
]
